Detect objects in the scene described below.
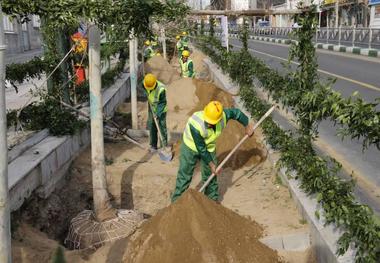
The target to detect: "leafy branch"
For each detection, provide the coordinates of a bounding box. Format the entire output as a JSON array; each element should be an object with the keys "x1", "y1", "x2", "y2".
[{"x1": 196, "y1": 17, "x2": 380, "y2": 260}]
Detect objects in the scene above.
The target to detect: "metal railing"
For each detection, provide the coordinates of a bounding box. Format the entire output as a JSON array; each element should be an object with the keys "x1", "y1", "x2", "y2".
[{"x1": 213, "y1": 26, "x2": 380, "y2": 50}]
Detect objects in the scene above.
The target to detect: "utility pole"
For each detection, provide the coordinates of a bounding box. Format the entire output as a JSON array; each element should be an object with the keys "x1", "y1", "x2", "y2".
[
  {"x1": 129, "y1": 31, "x2": 138, "y2": 130},
  {"x1": 335, "y1": 0, "x2": 339, "y2": 28},
  {"x1": 0, "y1": 3, "x2": 12, "y2": 263},
  {"x1": 88, "y1": 24, "x2": 115, "y2": 221}
]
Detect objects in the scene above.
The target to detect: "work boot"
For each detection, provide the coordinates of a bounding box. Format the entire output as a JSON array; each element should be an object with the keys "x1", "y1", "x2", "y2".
[{"x1": 149, "y1": 146, "x2": 157, "y2": 153}]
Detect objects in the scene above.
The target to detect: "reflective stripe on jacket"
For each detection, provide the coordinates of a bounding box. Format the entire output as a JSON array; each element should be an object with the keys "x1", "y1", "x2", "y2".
[
  {"x1": 180, "y1": 59, "x2": 195, "y2": 78},
  {"x1": 183, "y1": 111, "x2": 227, "y2": 153},
  {"x1": 147, "y1": 81, "x2": 167, "y2": 114}
]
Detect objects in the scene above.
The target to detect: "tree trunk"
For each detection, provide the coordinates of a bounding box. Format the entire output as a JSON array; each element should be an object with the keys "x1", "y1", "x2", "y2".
[
  {"x1": 88, "y1": 24, "x2": 116, "y2": 222},
  {"x1": 0, "y1": 4, "x2": 12, "y2": 262}
]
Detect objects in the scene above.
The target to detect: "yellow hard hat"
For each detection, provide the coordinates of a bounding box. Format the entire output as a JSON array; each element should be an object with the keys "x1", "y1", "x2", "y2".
[
  {"x1": 176, "y1": 35, "x2": 180, "y2": 40},
  {"x1": 143, "y1": 73, "x2": 157, "y2": 90},
  {"x1": 156, "y1": 52, "x2": 161, "y2": 56},
  {"x1": 182, "y1": 50, "x2": 190, "y2": 57},
  {"x1": 182, "y1": 31, "x2": 187, "y2": 36},
  {"x1": 204, "y1": 101, "x2": 223, "y2": 125},
  {"x1": 144, "y1": 40, "x2": 151, "y2": 46}
]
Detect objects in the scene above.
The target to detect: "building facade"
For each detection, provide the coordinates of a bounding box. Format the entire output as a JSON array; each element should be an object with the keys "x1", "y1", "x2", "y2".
[
  {"x1": 369, "y1": 0, "x2": 380, "y2": 27},
  {"x1": 2, "y1": 14, "x2": 42, "y2": 60},
  {"x1": 231, "y1": 0, "x2": 250, "y2": 10},
  {"x1": 321, "y1": 0, "x2": 370, "y2": 27},
  {"x1": 188, "y1": 0, "x2": 211, "y2": 10}
]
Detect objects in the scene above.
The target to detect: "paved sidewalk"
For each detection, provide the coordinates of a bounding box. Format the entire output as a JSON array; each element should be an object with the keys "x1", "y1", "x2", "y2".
[
  {"x1": 226, "y1": 33, "x2": 380, "y2": 58},
  {"x1": 5, "y1": 48, "x2": 43, "y2": 65},
  {"x1": 5, "y1": 77, "x2": 46, "y2": 110}
]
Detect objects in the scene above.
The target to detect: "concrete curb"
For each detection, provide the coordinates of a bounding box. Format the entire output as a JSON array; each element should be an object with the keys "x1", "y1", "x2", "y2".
[
  {"x1": 203, "y1": 57, "x2": 356, "y2": 262},
  {"x1": 260, "y1": 232, "x2": 311, "y2": 251},
  {"x1": 8, "y1": 69, "x2": 139, "y2": 212},
  {"x1": 249, "y1": 35, "x2": 380, "y2": 58}
]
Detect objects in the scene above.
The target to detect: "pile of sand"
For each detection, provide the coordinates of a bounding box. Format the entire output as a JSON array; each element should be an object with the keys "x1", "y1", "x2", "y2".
[
  {"x1": 167, "y1": 78, "x2": 199, "y2": 111},
  {"x1": 191, "y1": 49, "x2": 208, "y2": 74},
  {"x1": 191, "y1": 79, "x2": 265, "y2": 170},
  {"x1": 145, "y1": 56, "x2": 180, "y2": 85},
  {"x1": 124, "y1": 189, "x2": 280, "y2": 263}
]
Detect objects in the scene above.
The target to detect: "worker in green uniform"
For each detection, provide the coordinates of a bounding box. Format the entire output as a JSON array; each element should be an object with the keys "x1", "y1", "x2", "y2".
[
  {"x1": 171, "y1": 101, "x2": 255, "y2": 202},
  {"x1": 175, "y1": 35, "x2": 183, "y2": 59},
  {"x1": 180, "y1": 31, "x2": 189, "y2": 50},
  {"x1": 180, "y1": 50, "x2": 195, "y2": 78},
  {"x1": 151, "y1": 35, "x2": 159, "y2": 49},
  {"x1": 143, "y1": 73, "x2": 168, "y2": 152},
  {"x1": 144, "y1": 40, "x2": 155, "y2": 60}
]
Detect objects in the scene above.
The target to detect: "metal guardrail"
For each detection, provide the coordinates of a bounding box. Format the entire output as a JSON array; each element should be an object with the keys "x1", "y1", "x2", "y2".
[{"x1": 213, "y1": 26, "x2": 380, "y2": 50}]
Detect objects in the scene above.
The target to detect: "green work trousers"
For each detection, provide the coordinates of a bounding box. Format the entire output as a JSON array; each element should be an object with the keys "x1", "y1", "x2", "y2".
[
  {"x1": 147, "y1": 111, "x2": 167, "y2": 148},
  {"x1": 171, "y1": 142, "x2": 218, "y2": 202}
]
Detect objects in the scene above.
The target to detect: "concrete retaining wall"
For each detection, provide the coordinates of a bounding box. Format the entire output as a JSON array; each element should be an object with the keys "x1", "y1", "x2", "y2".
[
  {"x1": 203, "y1": 58, "x2": 356, "y2": 262},
  {"x1": 8, "y1": 72, "x2": 133, "y2": 211}
]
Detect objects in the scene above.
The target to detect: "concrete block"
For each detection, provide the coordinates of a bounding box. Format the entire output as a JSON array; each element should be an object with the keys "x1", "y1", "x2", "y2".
[
  {"x1": 333, "y1": 45, "x2": 341, "y2": 52},
  {"x1": 56, "y1": 137, "x2": 73, "y2": 168},
  {"x1": 368, "y1": 49, "x2": 378, "y2": 57},
  {"x1": 260, "y1": 235, "x2": 284, "y2": 250},
  {"x1": 71, "y1": 132, "x2": 81, "y2": 153},
  {"x1": 360, "y1": 49, "x2": 369, "y2": 56},
  {"x1": 80, "y1": 127, "x2": 90, "y2": 146},
  {"x1": 8, "y1": 129, "x2": 49, "y2": 163},
  {"x1": 282, "y1": 232, "x2": 311, "y2": 251},
  {"x1": 37, "y1": 159, "x2": 72, "y2": 198},
  {"x1": 322, "y1": 44, "x2": 330, "y2": 49},
  {"x1": 9, "y1": 166, "x2": 41, "y2": 211},
  {"x1": 40, "y1": 150, "x2": 58, "y2": 184},
  {"x1": 352, "y1": 47, "x2": 361, "y2": 54},
  {"x1": 261, "y1": 232, "x2": 311, "y2": 251},
  {"x1": 8, "y1": 136, "x2": 66, "y2": 189}
]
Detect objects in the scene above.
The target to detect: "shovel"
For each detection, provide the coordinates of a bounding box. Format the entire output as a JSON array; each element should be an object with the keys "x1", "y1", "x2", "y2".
[
  {"x1": 148, "y1": 104, "x2": 173, "y2": 162},
  {"x1": 60, "y1": 101, "x2": 146, "y2": 150},
  {"x1": 199, "y1": 105, "x2": 276, "y2": 193}
]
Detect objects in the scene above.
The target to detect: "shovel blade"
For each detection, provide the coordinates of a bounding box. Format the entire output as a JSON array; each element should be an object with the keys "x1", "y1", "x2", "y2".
[{"x1": 158, "y1": 147, "x2": 173, "y2": 162}]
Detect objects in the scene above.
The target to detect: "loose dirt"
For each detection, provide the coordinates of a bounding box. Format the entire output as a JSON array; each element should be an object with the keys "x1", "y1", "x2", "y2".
[
  {"x1": 124, "y1": 189, "x2": 280, "y2": 263},
  {"x1": 191, "y1": 78, "x2": 265, "y2": 170},
  {"x1": 145, "y1": 55, "x2": 180, "y2": 85},
  {"x1": 191, "y1": 49, "x2": 208, "y2": 74}
]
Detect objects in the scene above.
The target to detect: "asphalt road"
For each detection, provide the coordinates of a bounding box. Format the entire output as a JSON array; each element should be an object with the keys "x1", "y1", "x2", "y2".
[{"x1": 228, "y1": 38, "x2": 380, "y2": 214}]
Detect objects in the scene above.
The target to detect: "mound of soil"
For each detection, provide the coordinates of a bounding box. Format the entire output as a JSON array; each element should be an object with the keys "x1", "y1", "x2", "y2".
[
  {"x1": 217, "y1": 120, "x2": 265, "y2": 170},
  {"x1": 191, "y1": 49, "x2": 208, "y2": 74},
  {"x1": 124, "y1": 189, "x2": 280, "y2": 263},
  {"x1": 145, "y1": 56, "x2": 180, "y2": 85},
  {"x1": 167, "y1": 78, "x2": 199, "y2": 111},
  {"x1": 12, "y1": 224, "x2": 83, "y2": 263},
  {"x1": 191, "y1": 79, "x2": 234, "y2": 112},
  {"x1": 191, "y1": 79, "x2": 265, "y2": 170}
]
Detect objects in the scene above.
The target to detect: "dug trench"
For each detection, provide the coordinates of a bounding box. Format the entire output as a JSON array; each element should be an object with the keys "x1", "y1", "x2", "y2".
[{"x1": 11, "y1": 51, "x2": 315, "y2": 263}]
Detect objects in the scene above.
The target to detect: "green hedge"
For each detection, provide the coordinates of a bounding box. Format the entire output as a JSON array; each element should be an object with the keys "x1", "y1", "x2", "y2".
[{"x1": 196, "y1": 34, "x2": 380, "y2": 262}]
